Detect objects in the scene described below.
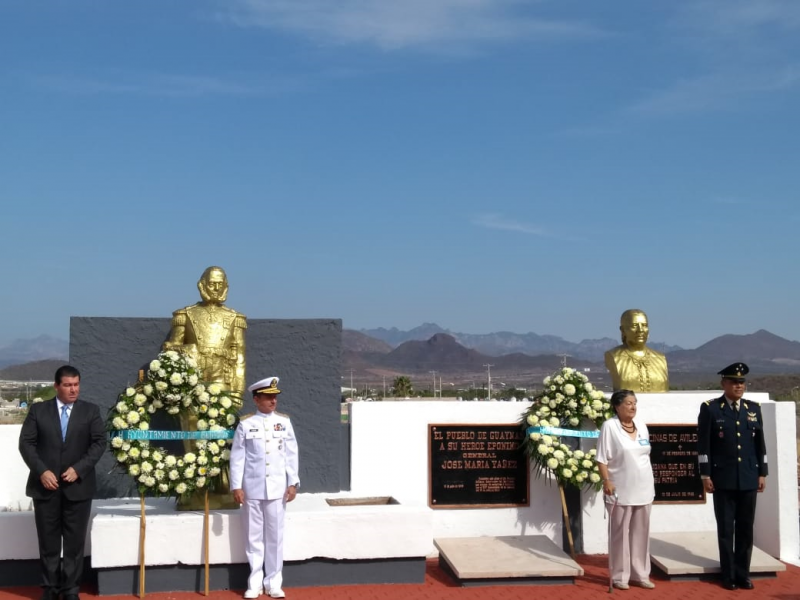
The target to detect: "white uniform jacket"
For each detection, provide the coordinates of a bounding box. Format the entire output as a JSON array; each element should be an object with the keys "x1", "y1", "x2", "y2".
[{"x1": 230, "y1": 411, "x2": 299, "y2": 500}]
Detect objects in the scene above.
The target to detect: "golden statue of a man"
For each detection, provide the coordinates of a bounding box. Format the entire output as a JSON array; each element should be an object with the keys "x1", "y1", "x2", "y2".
[
  {"x1": 604, "y1": 309, "x2": 669, "y2": 393},
  {"x1": 163, "y1": 266, "x2": 246, "y2": 510},
  {"x1": 163, "y1": 266, "x2": 247, "y2": 406}
]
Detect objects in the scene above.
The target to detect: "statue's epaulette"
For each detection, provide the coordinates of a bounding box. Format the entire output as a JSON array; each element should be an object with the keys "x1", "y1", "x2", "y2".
[
  {"x1": 234, "y1": 315, "x2": 247, "y2": 329},
  {"x1": 275, "y1": 411, "x2": 291, "y2": 419},
  {"x1": 704, "y1": 400, "x2": 711, "y2": 405},
  {"x1": 239, "y1": 413, "x2": 256, "y2": 421},
  {"x1": 171, "y1": 310, "x2": 188, "y2": 326}
]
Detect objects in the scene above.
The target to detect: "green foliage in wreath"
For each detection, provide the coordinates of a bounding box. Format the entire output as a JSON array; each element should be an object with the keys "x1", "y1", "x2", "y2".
[
  {"x1": 519, "y1": 367, "x2": 613, "y2": 491},
  {"x1": 107, "y1": 350, "x2": 237, "y2": 497}
]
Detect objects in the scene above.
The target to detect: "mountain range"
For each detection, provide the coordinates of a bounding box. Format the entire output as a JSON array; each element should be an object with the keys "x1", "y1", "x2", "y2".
[
  {"x1": 358, "y1": 323, "x2": 682, "y2": 361},
  {"x1": 3, "y1": 327, "x2": 800, "y2": 384}
]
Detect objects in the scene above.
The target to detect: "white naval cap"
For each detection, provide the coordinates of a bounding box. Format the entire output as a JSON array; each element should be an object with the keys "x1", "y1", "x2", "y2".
[{"x1": 248, "y1": 376, "x2": 281, "y2": 395}]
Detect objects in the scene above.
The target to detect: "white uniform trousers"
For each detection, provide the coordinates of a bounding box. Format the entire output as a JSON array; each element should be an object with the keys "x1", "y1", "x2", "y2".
[
  {"x1": 244, "y1": 498, "x2": 286, "y2": 592},
  {"x1": 607, "y1": 503, "x2": 652, "y2": 585}
]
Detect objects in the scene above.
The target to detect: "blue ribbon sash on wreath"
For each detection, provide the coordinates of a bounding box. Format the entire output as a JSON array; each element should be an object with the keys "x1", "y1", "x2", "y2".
[
  {"x1": 109, "y1": 430, "x2": 235, "y2": 440},
  {"x1": 526, "y1": 426, "x2": 599, "y2": 439}
]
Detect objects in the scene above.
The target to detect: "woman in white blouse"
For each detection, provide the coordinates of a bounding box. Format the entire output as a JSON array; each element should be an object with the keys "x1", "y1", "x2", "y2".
[{"x1": 597, "y1": 389, "x2": 656, "y2": 590}]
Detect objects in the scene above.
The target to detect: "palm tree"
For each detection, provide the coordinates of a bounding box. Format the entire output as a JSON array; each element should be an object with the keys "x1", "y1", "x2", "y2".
[{"x1": 393, "y1": 376, "x2": 413, "y2": 398}]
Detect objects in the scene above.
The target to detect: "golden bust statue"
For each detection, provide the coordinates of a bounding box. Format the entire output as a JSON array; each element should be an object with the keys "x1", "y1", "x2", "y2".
[
  {"x1": 163, "y1": 266, "x2": 247, "y2": 405},
  {"x1": 604, "y1": 309, "x2": 669, "y2": 393}
]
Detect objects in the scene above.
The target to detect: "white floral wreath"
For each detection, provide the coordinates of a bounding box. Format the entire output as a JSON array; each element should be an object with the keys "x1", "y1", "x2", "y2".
[
  {"x1": 520, "y1": 366, "x2": 612, "y2": 490},
  {"x1": 107, "y1": 350, "x2": 237, "y2": 497}
]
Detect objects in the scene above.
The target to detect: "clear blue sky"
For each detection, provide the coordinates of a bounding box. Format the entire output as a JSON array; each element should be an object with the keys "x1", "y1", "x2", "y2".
[{"x1": 2, "y1": 1, "x2": 799, "y2": 349}]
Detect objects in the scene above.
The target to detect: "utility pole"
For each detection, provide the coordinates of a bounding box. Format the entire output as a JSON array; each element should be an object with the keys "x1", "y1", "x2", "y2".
[
  {"x1": 558, "y1": 354, "x2": 571, "y2": 368},
  {"x1": 383, "y1": 375, "x2": 386, "y2": 399},
  {"x1": 429, "y1": 370, "x2": 437, "y2": 398},
  {"x1": 484, "y1": 364, "x2": 494, "y2": 400},
  {"x1": 349, "y1": 370, "x2": 354, "y2": 398}
]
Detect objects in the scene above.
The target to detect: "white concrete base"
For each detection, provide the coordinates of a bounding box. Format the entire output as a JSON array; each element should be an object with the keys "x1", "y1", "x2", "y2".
[
  {"x1": 435, "y1": 535, "x2": 583, "y2": 585},
  {"x1": 650, "y1": 531, "x2": 787, "y2": 576},
  {"x1": 91, "y1": 493, "x2": 432, "y2": 568}
]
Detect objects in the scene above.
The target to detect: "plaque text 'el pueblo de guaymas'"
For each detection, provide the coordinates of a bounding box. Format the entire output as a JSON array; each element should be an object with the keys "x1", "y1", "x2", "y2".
[{"x1": 428, "y1": 424, "x2": 529, "y2": 508}]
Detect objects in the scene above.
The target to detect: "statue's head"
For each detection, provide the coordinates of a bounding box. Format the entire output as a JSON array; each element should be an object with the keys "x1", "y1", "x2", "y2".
[
  {"x1": 198, "y1": 266, "x2": 229, "y2": 304},
  {"x1": 619, "y1": 309, "x2": 649, "y2": 350}
]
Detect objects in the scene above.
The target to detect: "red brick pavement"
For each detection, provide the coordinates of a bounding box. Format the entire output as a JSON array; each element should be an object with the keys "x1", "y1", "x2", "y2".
[{"x1": 2, "y1": 556, "x2": 799, "y2": 600}]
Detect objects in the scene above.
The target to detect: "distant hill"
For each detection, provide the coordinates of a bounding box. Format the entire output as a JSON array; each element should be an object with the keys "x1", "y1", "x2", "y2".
[
  {"x1": 353, "y1": 333, "x2": 598, "y2": 376},
  {"x1": 0, "y1": 335, "x2": 68, "y2": 369},
  {"x1": 0, "y1": 359, "x2": 64, "y2": 381},
  {"x1": 342, "y1": 330, "x2": 392, "y2": 353},
  {"x1": 358, "y1": 323, "x2": 681, "y2": 361},
  {"x1": 666, "y1": 330, "x2": 800, "y2": 373}
]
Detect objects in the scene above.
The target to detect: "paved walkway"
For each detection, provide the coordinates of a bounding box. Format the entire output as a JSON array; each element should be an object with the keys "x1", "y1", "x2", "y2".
[{"x1": 1, "y1": 556, "x2": 798, "y2": 600}]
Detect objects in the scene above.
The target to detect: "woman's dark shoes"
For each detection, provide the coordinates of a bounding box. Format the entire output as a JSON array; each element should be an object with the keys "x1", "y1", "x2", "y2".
[{"x1": 737, "y1": 579, "x2": 755, "y2": 589}]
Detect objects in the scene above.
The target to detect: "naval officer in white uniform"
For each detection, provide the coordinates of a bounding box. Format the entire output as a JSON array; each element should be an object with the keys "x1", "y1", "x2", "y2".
[{"x1": 231, "y1": 376, "x2": 300, "y2": 599}]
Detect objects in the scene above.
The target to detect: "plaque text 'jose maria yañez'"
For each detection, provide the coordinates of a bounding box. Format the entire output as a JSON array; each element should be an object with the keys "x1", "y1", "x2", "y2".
[
  {"x1": 428, "y1": 424, "x2": 529, "y2": 508},
  {"x1": 648, "y1": 423, "x2": 705, "y2": 504}
]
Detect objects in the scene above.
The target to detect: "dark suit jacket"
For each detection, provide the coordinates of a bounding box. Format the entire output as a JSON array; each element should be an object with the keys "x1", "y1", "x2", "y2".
[
  {"x1": 697, "y1": 395, "x2": 768, "y2": 491},
  {"x1": 19, "y1": 398, "x2": 106, "y2": 501}
]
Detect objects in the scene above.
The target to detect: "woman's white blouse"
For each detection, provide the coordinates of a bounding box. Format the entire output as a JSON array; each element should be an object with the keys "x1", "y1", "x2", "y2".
[{"x1": 596, "y1": 416, "x2": 655, "y2": 506}]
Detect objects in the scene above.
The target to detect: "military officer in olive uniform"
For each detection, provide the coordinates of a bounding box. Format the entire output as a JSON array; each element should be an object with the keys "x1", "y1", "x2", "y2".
[
  {"x1": 697, "y1": 363, "x2": 767, "y2": 591},
  {"x1": 231, "y1": 377, "x2": 300, "y2": 599}
]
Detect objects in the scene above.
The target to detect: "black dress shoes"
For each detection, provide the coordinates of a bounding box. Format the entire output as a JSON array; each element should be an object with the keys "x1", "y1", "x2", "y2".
[
  {"x1": 62, "y1": 594, "x2": 81, "y2": 600},
  {"x1": 40, "y1": 590, "x2": 58, "y2": 600},
  {"x1": 737, "y1": 579, "x2": 755, "y2": 589},
  {"x1": 722, "y1": 580, "x2": 738, "y2": 590}
]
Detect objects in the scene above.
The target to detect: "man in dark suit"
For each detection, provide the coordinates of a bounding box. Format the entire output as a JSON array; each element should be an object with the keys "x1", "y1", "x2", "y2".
[
  {"x1": 19, "y1": 365, "x2": 106, "y2": 600},
  {"x1": 697, "y1": 362, "x2": 768, "y2": 591}
]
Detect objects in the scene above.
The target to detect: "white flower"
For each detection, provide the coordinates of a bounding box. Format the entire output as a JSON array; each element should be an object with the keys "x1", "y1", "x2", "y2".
[
  {"x1": 126, "y1": 387, "x2": 136, "y2": 397},
  {"x1": 158, "y1": 369, "x2": 167, "y2": 378},
  {"x1": 188, "y1": 374, "x2": 198, "y2": 386},
  {"x1": 563, "y1": 367, "x2": 574, "y2": 376},
  {"x1": 196, "y1": 477, "x2": 207, "y2": 488},
  {"x1": 208, "y1": 408, "x2": 219, "y2": 419},
  {"x1": 184, "y1": 453, "x2": 196, "y2": 463},
  {"x1": 591, "y1": 399, "x2": 603, "y2": 410},
  {"x1": 122, "y1": 442, "x2": 131, "y2": 451},
  {"x1": 563, "y1": 384, "x2": 576, "y2": 396},
  {"x1": 547, "y1": 458, "x2": 559, "y2": 470},
  {"x1": 573, "y1": 450, "x2": 585, "y2": 459},
  {"x1": 116, "y1": 452, "x2": 128, "y2": 462},
  {"x1": 112, "y1": 417, "x2": 127, "y2": 430},
  {"x1": 170, "y1": 373, "x2": 184, "y2": 385},
  {"x1": 143, "y1": 384, "x2": 154, "y2": 396},
  {"x1": 149, "y1": 360, "x2": 161, "y2": 371},
  {"x1": 168, "y1": 470, "x2": 180, "y2": 481},
  {"x1": 543, "y1": 376, "x2": 551, "y2": 386},
  {"x1": 553, "y1": 450, "x2": 565, "y2": 461},
  {"x1": 569, "y1": 417, "x2": 580, "y2": 426},
  {"x1": 526, "y1": 414, "x2": 539, "y2": 426},
  {"x1": 226, "y1": 414, "x2": 236, "y2": 426},
  {"x1": 134, "y1": 393, "x2": 147, "y2": 406},
  {"x1": 165, "y1": 455, "x2": 177, "y2": 467},
  {"x1": 184, "y1": 467, "x2": 195, "y2": 479},
  {"x1": 111, "y1": 437, "x2": 124, "y2": 449},
  {"x1": 529, "y1": 432, "x2": 541, "y2": 441},
  {"x1": 126, "y1": 411, "x2": 140, "y2": 424},
  {"x1": 166, "y1": 350, "x2": 179, "y2": 361},
  {"x1": 116, "y1": 401, "x2": 128, "y2": 413},
  {"x1": 129, "y1": 447, "x2": 141, "y2": 459},
  {"x1": 537, "y1": 444, "x2": 549, "y2": 454},
  {"x1": 221, "y1": 449, "x2": 231, "y2": 460},
  {"x1": 185, "y1": 357, "x2": 197, "y2": 368},
  {"x1": 144, "y1": 476, "x2": 156, "y2": 487},
  {"x1": 209, "y1": 467, "x2": 221, "y2": 477},
  {"x1": 175, "y1": 483, "x2": 187, "y2": 494},
  {"x1": 589, "y1": 473, "x2": 601, "y2": 483},
  {"x1": 158, "y1": 483, "x2": 169, "y2": 493},
  {"x1": 196, "y1": 419, "x2": 209, "y2": 431},
  {"x1": 220, "y1": 397, "x2": 232, "y2": 409},
  {"x1": 208, "y1": 383, "x2": 222, "y2": 396},
  {"x1": 554, "y1": 376, "x2": 564, "y2": 385},
  {"x1": 561, "y1": 468, "x2": 573, "y2": 479},
  {"x1": 141, "y1": 462, "x2": 153, "y2": 474},
  {"x1": 155, "y1": 381, "x2": 168, "y2": 391},
  {"x1": 128, "y1": 465, "x2": 140, "y2": 476},
  {"x1": 584, "y1": 383, "x2": 594, "y2": 392},
  {"x1": 549, "y1": 417, "x2": 559, "y2": 427},
  {"x1": 139, "y1": 422, "x2": 149, "y2": 430},
  {"x1": 582, "y1": 460, "x2": 593, "y2": 469}
]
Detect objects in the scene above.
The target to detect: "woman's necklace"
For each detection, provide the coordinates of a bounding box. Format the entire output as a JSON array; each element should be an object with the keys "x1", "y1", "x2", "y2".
[{"x1": 620, "y1": 420, "x2": 636, "y2": 433}]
